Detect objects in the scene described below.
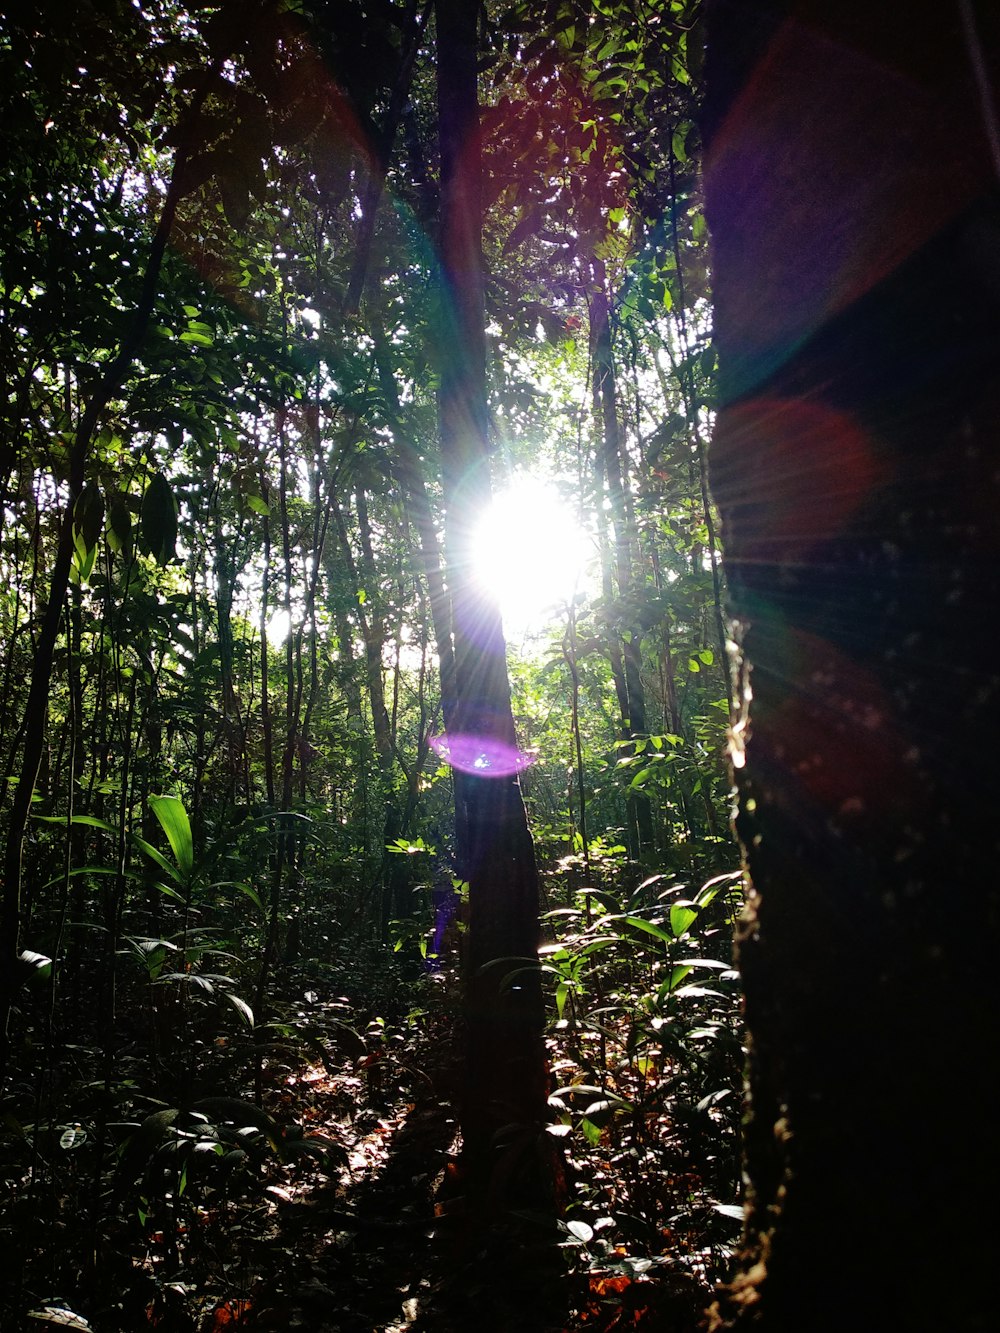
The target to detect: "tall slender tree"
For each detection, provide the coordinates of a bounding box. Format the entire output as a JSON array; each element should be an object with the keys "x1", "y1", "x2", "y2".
[{"x1": 435, "y1": 0, "x2": 548, "y2": 1207}]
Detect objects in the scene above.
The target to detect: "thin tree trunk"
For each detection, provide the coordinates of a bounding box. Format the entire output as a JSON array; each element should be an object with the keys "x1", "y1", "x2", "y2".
[
  {"x1": 259, "y1": 467, "x2": 276, "y2": 809},
  {"x1": 436, "y1": 0, "x2": 548, "y2": 1211},
  {"x1": 0, "y1": 55, "x2": 224, "y2": 1085},
  {"x1": 369, "y1": 315, "x2": 457, "y2": 729},
  {"x1": 589, "y1": 263, "x2": 654, "y2": 857}
]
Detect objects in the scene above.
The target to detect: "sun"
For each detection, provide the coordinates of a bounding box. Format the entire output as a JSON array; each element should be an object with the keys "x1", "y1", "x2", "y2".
[{"x1": 472, "y1": 475, "x2": 591, "y2": 639}]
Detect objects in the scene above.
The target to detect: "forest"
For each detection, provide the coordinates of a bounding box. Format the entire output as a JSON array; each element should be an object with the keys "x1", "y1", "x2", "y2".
[{"x1": 3, "y1": 1, "x2": 999, "y2": 1330}]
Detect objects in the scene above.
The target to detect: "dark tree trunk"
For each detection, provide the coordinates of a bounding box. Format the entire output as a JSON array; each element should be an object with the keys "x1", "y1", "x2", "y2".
[
  {"x1": 704, "y1": 3, "x2": 1000, "y2": 1328},
  {"x1": 435, "y1": 0, "x2": 548, "y2": 1209}
]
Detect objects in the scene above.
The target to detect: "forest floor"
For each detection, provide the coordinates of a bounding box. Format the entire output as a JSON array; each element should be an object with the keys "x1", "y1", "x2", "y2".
[
  {"x1": 170, "y1": 1022, "x2": 714, "y2": 1333},
  {"x1": 5, "y1": 965, "x2": 732, "y2": 1332}
]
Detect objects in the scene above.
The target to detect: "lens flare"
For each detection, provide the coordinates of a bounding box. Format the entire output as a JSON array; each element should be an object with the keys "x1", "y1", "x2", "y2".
[{"x1": 429, "y1": 732, "x2": 535, "y2": 777}]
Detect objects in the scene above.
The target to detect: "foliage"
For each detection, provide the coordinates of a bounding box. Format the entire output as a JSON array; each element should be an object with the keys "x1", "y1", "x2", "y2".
[
  {"x1": 540, "y1": 868, "x2": 743, "y2": 1286},
  {"x1": 0, "y1": 0, "x2": 741, "y2": 1326}
]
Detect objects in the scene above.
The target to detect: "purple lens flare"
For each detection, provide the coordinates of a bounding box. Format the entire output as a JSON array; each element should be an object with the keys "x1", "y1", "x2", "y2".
[{"x1": 429, "y1": 731, "x2": 536, "y2": 777}]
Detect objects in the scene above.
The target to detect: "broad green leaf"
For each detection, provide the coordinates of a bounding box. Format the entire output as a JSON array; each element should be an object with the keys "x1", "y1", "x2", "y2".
[
  {"x1": 246, "y1": 494, "x2": 270, "y2": 515},
  {"x1": 670, "y1": 904, "x2": 699, "y2": 937},
  {"x1": 106, "y1": 496, "x2": 132, "y2": 553},
  {"x1": 566, "y1": 1219, "x2": 593, "y2": 1243},
  {"x1": 59, "y1": 1125, "x2": 87, "y2": 1150},
  {"x1": 149, "y1": 794, "x2": 194, "y2": 878},
  {"x1": 140, "y1": 473, "x2": 177, "y2": 566},
  {"x1": 20, "y1": 950, "x2": 52, "y2": 978},
  {"x1": 672, "y1": 984, "x2": 725, "y2": 1000},
  {"x1": 552, "y1": 1084, "x2": 605, "y2": 1099},
  {"x1": 72, "y1": 481, "x2": 104, "y2": 554},
  {"x1": 191, "y1": 1096, "x2": 280, "y2": 1149},
  {"x1": 662, "y1": 964, "x2": 692, "y2": 996},
  {"x1": 696, "y1": 870, "x2": 743, "y2": 906},
  {"x1": 583, "y1": 1096, "x2": 632, "y2": 1119},
  {"x1": 624, "y1": 915, "x2": 674, "y2": 945},
  {"x1": 579, "y1": 1117, "x2": 603, "y2": 1146}
]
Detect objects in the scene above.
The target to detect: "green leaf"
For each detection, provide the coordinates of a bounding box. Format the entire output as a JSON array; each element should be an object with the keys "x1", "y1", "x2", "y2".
[
  {"x1": 246, "y1": 494, "x2": 270, "y2": 515},
  {"x1": 59, "y1": 1124, "x2": 87, "y2": 1150},
  {"x1": 20, "y1": 950, "x2": 53, "y2": 978},
  {"x1": 132, "y1": 835, "x2": 182, "y2": 884},
  {"x1": 696, "y1": 870, "x2": 743, "y2": 906},
  {"x1": 699, "y1": 648, "x2": 715, "y2": 665},
  {"x1": 41, "y1": 867, "x2": 122, "y2": 891},
  {"x1": 624, "y1": 915, "x2": 674, "y2": 945},
  {"x1": 579, "y1": 1117, "x2": 603, "y2": 1146},
  {"x1": 669, "y1": 904, "x2": 699, "y2": 937},
  {"x1": 224, "y1": 993, "x2": 254, "y2": 1027},
  {"x1": 149, "y1": 794, "x2": 194, "y2": 878},
  {"x1": 140, "y1": 473, "x2": 177, "y2": 566},
  {"x1": 214, "y1": 880, "x2": 264, "y2": 912},
  {"x1": 661, "y1": 964, "x2": 692, "y2": 997},
  {"x1": 154, "y1": 880, "x2": 185, "y2": 903},
  {"x1": 566, "y1": 1219, "x2": 593, "y2": 1243},
  {"x1": 73, "y1": 481, "x2": 105, "y2": 553},
  {"x1": 191, "y1": 1096, "x2": 280, "y2": 1150},
  {"x1": 672, "y1": 984, "x2": 725, "y2": 1000},
  {"x1": 106, "y1": 495, "x2": 132, "y2": 554},
  {"x1": 34, "y1": 814, "x2": 115, "y2": 832},
  {"x1": 387, "y1": 836, "x2": 435, "y2": 856}
]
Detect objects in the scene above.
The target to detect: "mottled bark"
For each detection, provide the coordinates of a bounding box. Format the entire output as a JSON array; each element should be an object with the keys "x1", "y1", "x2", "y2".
[{"x1": 704, "y1": 3, "x2": 1000, "y2": 1328}]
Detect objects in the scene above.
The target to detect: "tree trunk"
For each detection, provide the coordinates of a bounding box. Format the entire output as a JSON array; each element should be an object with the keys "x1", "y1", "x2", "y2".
[
  {"x1": 590, "y1": 262, "x2": 654, "y2": 858},
  {"x1": 704, "y1": 3, "x2": 1000, "y2": 1328},
  {"x1": 435, "y1": 0, "x2": 548, "y2": 1210},
  {"x1": 0, "y1": 56, "x2": 224, "y2": 1086}
]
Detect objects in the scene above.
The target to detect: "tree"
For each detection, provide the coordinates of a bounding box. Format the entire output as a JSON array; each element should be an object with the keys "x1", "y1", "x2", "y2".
[
  {"x1": 703, "y1": 2, "x2": 1000, "y2": 1327},
  {"x1": 0, "y1": 5, "x2": 747, "y2": 1322},
  {"x1": 434, "y1": 0, "x2": 549, "y2": 1208}
]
